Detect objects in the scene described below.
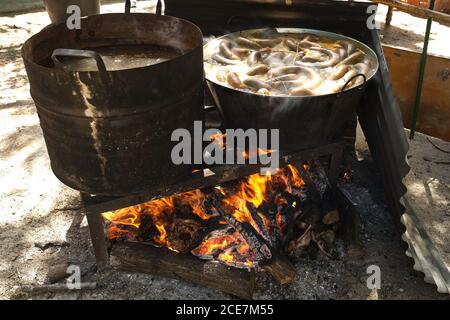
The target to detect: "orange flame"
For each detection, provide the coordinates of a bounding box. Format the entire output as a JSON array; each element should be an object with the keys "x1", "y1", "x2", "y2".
[
  {"x1": 102, "y1": 164, "x2": 306, "y2": 268},
  {"x1": 287, "y1": 164, "x2": 305, "y2": 188}
]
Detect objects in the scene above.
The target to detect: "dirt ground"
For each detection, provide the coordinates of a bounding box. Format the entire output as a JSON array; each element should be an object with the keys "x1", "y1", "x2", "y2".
[
  {"x1": 0, "y1": 3, "x2": 449, "y2": 300},
  {"x1": 376, "y1": 4, "x2": 450, "y2": 57}
]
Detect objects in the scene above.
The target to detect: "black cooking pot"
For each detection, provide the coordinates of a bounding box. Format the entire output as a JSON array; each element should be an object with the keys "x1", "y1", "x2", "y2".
[
  {"x1": 204, "y1": 28, "x2": 379, "y2": 151},
  {"x1": 22, "y1": 8, "x2": 204, "y2": 196}
]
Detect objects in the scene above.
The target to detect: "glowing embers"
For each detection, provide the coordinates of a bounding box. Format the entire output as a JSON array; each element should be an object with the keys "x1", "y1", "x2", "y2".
[
  {"x1": 191, "y1": 228, "x2": 256, "y2": 269},
  {"x1": 102, "y1": 164, "x2": 308, "y2": 269}
]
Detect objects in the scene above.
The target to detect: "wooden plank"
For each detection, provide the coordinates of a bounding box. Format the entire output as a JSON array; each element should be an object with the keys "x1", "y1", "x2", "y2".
[
  {"x1": 383, "y1": 45, "x2": 450, "y2": 141},
  {"x1": 371, "y1": 0, "x2": 450, "y2": 24},
  {"x1": 111, "y1": 242, "x2": 256, "y2": 299}
]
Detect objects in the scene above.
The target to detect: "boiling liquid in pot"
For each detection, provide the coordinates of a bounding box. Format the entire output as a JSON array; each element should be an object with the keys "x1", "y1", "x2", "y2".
[
  {"x1": 53, "y1": 45, "x2": 181, "y2": 71},
  {"x1": 204, "y1": 30, "x2": 376, "y2": 97}
]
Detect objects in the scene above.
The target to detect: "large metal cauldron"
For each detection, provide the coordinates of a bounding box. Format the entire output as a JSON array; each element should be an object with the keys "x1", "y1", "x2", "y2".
[
  {"x1": 205, "y1": 28, "x2": 379, "y2": 151},
  {"x1": 22, "y1": 12, "x2": 204, "y2": 196}
]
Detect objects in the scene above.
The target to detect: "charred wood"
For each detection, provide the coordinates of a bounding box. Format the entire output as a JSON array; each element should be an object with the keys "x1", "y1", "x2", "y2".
[
  {"x1": 111, "y1": 242, "x2": 255, "y2": 299},
  {"x1": 210, "y1": 195, "x2": 273, "y2": 261},
  {"x1": 166, "y1": 219, "x2": 207, "y2": 253}
]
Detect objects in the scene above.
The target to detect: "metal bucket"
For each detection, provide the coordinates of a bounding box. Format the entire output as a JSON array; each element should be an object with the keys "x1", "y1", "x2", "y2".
[
  {"x1": 43, "y1": 0, "x2": 100, "y2": 24},
  {"x1": 22, "y1": 12, "x2": 204, "y2": 196}
]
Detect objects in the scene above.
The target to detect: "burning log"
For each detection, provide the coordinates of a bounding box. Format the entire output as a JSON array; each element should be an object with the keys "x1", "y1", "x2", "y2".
[
  {"x1": 207, "y1": 192, "x2": 298, "y2": 284},
  {"x1": 191, "y1": 227, "x2": 257, "y2": 269},
  {"x1": 246, "y1": 202, "x2": 272, "y2": 245},
  {"x1": 166, "y1": 219, "x2": 207, "y2": 253},
  {"x1": 111, "y1": 242, "x2": 255, "y2": 299},
  {"x1": 209, "y1": 194, "x2": 272, "y2": 262}
]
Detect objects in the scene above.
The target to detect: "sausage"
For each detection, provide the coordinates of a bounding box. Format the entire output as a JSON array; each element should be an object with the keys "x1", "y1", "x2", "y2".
[
  {"x1": 290, "y1": 87, "x2": 315, "y2": 96},
  {"x1": 262, "y1": 51, "x2": 289, "y2": 65},
  {"x1": 235, "y1": 37, "x2": 262, "y2": 50},
  {"x1": 354, "y1": 62, "x2": 370, "y2": 76},
  {"x1": 215, "y1": 70, "x2": 228, "y2": 82},
  {"x1": 268, "y1": 66, "x2": 305, "y2": 77},
  {"x1": 339, "y1": 68, "x2": 359, "y2": 90},
  {"x1": 298, "y1": 39, "x2": 319, "y2": 49},
  {"x1": 284, "y1": 38, "x2": 301, "y2": 51},
  {"x1": 346, "y1": 43, "x2": 356, "y2": 55},
  {"x1": 219, "y1": 40, "x2": 240, "y2": 60},
  {"x1": 282, "y1": 52, "x2": 298, "y2": 64},
  {"x1": 243, "y1": 77, "x2": 269, "y2": 91},
  {"x1": 336, "y1": 40, "x2": 356, "y2": 56},
  {"x1": 247, "y1": 51, "x2": 262, "y2": 66},
  {"x1": 226, "y1": 72, "x2": 245, "y2": 89},
  {"x1": 296, "y1": 47, "x2": 340, "y2": 68},
  {"x1": 212, "y1": 53, "x2": 240, "y2": 65},
  {"x1": 328, "y1": 65, "x2": 349, "y2": 80},
  {"x1": 257, "y1": 88, "x2": 271, "y2": 95},
  {"x1": 303, "y1": 34, "x2": 320, "y2": 42},
  {"x1": 268, "y1": 74, "x2": 299, "y2": 82},
  {"x1": 247, "y1": 65, "x2": 270, "y2": 76},
  {"x1": 332, "y1": 43, "x2": 348, "y2": 60},
  {"x1": 337, "y1": 51, "x2": 365, "y2": 66},
  {"x1": 231, "y1": 47, "x2": 250, "y2": 58}
]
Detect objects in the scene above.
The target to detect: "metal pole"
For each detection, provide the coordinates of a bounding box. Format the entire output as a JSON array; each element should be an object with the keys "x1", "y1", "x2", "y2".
[{"x1": 410, "y1": 0, "x2": 435, "y2": 139}]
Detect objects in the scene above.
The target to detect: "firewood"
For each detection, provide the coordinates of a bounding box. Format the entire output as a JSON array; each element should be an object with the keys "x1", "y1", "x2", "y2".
[
  {"x1": 303, "y1": 164, "x2": 330, "y2": 198},
  {"x1": 111, "y1": 242, "x2": 255, "y2": 299},
  {"x1": 138, "y1": 214, "x2": 158, "y2": 241},
  {"x1": 313, "y1": 229, "x2": 337, "y2": 259},
  {"x1": 261, "y1": 256, "x2": 297, "y2": 285},
  {"x1": 246, "y1": 202, "x2": 271, "y2": 244},
  {"x1": 166, "y1": 219, "x2": 206, "y2": 253},
  {"x1": 209, "y1": 193, "x2": 273, "y2": 261},
  {"x1": 322, "y1": 210, "x2": 340, "y2": 225}
]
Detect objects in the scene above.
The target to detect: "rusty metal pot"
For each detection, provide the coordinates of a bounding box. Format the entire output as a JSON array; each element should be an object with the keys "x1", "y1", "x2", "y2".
[
  {"x1": 22, "y1": 11, "x2": 204, "y2": 196},
  {"x1": 204, "y1": 28, "x2": 379, "y2": 151}
]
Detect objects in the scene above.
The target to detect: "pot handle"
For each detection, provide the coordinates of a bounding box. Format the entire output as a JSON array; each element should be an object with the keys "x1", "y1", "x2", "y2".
[
  {"x1": 51, "y1": 48, "x2": 111, "y2": 84},
  {"x1": 125, "y1": 0, "x2": 162, "y2": 15},
  {"x1": 339, "y1": 73, "x2": 367, "y2": 94}
]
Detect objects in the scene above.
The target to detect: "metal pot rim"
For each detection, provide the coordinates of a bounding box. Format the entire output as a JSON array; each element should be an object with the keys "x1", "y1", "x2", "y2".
[
  {"x1": 204, "y1": 27, "x2": 380, "y2": 99},
  {"x1": 22, "y1": 13, "x2": 204, "y2": 74}
]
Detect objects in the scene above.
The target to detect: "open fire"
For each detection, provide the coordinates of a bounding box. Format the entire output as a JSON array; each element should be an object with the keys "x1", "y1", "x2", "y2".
[{"x1": 102, "y1": 161, "x2": 340, "y2": 269}]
